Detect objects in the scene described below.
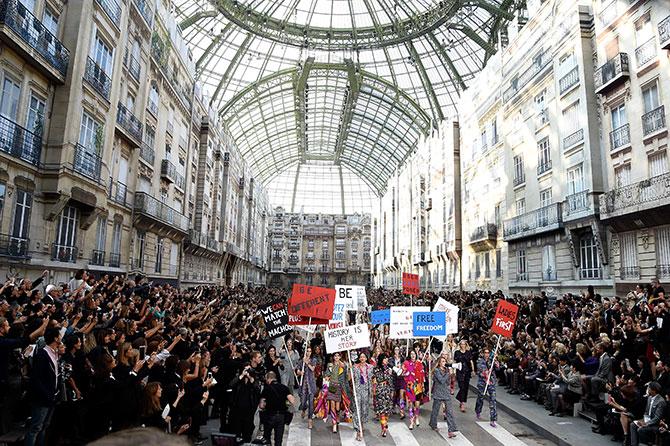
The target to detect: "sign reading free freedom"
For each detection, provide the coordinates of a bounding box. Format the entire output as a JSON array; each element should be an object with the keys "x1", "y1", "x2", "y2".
[{"x1": 412, "y1": 311, "x2": 447, "y2": 337}]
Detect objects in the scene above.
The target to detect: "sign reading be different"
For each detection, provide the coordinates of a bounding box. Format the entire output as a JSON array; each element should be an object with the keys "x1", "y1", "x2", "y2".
[{"x1": 288, "y1": 284, "x2": 336, "y2": 320}]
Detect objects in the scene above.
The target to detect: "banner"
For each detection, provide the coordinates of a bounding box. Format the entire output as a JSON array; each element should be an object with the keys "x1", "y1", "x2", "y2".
[
  {"x1": 259, "y1": 300, "x2": 291, "y2": 339},
  {"x1": 288, "y1": 314, "x2": 329, "y2": 326},
  {"x1": 390, "y1": 306, "x2": 430, "y2": 339},
  {"x1": 370, "y1": 309, "x2": 391, "y2": 325},
  {"x1": 328, "y1": 301, "x2": 347, "y2": 329},
  {"x1": 324, "y1": 323, "x2": 370, "y2": 353},
  {"x1": 288, "y1": 284, "x2": 336, "y2": 320},
  {"x1": 491, "y1": 299, "x2": 519, "y2": 338},
  {"x1": 402, "y1": 272, "x2": 420, "y2": 296},
  {"x1": 412, "y1": 312, "x2": 447, "y2": 337},
  {"x1": 335, "y1": 285, "x2": 366, "y2": 311},
  {"x1": 433, "y1": 297, "x2": 459, "y2": 335}
]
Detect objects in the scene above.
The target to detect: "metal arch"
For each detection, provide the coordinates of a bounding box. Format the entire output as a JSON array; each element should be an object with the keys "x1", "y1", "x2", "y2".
[
  {"x1": 212, "y1": 0, "x2": 462, "y2": 51},
  {"x1": 484, "y1": 0, "x2": 517, "y2": 63},
  {"x1": 426, "y1": 31, "x2": 466, "y2": 93},
  {"x1": 179, "y1": 10, "x2": 219, "y2": 30},
  {"x1": 294, "y1": 56, "x2": 314, "y2": 162},
  {"x1": 209, "y1": 32, "x2": 255, "y2": 107},
  {"x1": 404, "y1": 40, "x2": 444, "y2": 123},
  {"x1": 195, "y1": 23, "x2": 235, "y2": 75},
  {"x1": 333, "y1": 59, "x2": 360, "y2": 164}
]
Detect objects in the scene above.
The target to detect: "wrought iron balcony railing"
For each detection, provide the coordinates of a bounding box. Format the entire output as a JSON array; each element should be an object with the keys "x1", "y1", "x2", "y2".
[
  {"x1": 642, "y1": 105, "x2": 666, "y2": 136},
  {"x1": 503, "y1": 202, "x2": 563, "y2": 241},
  {"x1": 503, "y1": 50, "x2": 552, "y2": 103},
  {"x1": 0, "y1": 233, "x2": 29, "y2": 258},
  {"x1": 134, "y1": 192, "x2": 189, "y2": 233},
  {"x1": 564, "y1": 190, "x2": 591, "y2": 217},
  {"x1": 563, "y1": 128, "x2": 584, "y2": 150},
  {"x1": 580, "y1": 266, "x2": 602, "y2": 280},
  {"x1": 108, "y1": 179, "x2": 128, "y2": 206},
  {"x1": 660, "y1": 15, "x2": 670, "y2": 50},
  {"x1": 470, "y1": 223, "x2": 498, "y2": 244},
  {"x1": 635, "y1": 37, "x2": 657, "y2": 67},
  {"x1": 657, "y1": 264, "x2": 670, "y2": 280},
  {"x1": 600, "y1": 171, "x2": 670, "y2": 218},
  {"x1": 73, "y1": 144, "x2": 102, "y2": 181},
  {"x1": 594, "y1": 53, "x2": 629, "y2": 94},
  {"x1": 123, "y1": 50, "x2": 141, "y2": 82},
  {"x1": 620, "y1": 266, "x2": 640, "y2": 280},
  {"x1": 160, "y1": 159, "x2": 185, "y2": 189},
  {"x1": 0, "y1": 113, "x2": 41, "y2": 166},
  {"x1": 537, "y1": 160, "x2": 552, "y2": 176},
  {"x1": 610, "y1": 123, "x2": 630, "y2": 150},
  {"x1": 139, "y1": 142, "x2": 155, "y2": 165},
  {"x1": 109, "y1": 252, "x2": 121, "y2": 268},
  {"x1": 559, "y1": 66, "x2": 579, "y2": 95},
  {"x1": 116, "y1": 102, "x2": 143, "y2": 142},
  {"x1": 90, "y1": 249, "x2": 105, "y2": 266},
  {"x1": 94, "y1": 0, "x2": 121, "y2": 27},
  {"x1": 84, "y1": 56, "x2": 111, "y2": 100},
  {"x1": 513, "y1": 173, "x2": 525, "y2": 187},
  {"x1": 0, "y1": 0, "x2": 70, "y2": 78},
  {"x1": 51, "y1": 243, "x2": 77, "y2": 263},
  {"x1": 132, "y1": 0, "x2": 153, "y2": 28}
]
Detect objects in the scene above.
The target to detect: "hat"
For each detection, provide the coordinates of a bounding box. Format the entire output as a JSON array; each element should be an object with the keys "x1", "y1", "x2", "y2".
[{"x1": 45, "y1": 284, "x2": 62, "y2": 294}]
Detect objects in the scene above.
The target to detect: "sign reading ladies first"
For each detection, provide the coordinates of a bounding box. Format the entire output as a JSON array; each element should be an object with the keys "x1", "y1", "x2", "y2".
[{"x1": 324, "y1": 323, "x2": 371, "y2": 353}]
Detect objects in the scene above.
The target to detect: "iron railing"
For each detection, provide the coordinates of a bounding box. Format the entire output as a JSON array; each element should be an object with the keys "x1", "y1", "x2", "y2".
[
  {"x1": 132, "y1": 0, "x2": 153, "y2": 28},
  {"x1": 515, "y1": 273, "x2": 528, "y2": 282},
  {"x1": 116, "y1": 102, "x2": 143, "y2": 142},
  {"x1": 0, "y1": 233, "x2": 29, "y2": 258},
  {"x1": 147, "y1": 98, "x2": 158, "y2": 117},
  {"x1": 580, "y1": 266, "x2": 602, "y2": 280},
  {"x1": 73, "y1": 144, "x2": 102, "y2": 181},
  {"x1": 642, "y1": 106, "x2": 666, "y2": 136},
  {"x1": 657, "y1": 264, "x2": 670, "y2": 280},
  {"x1": 620, "y1": 266, "x2": 640, "y2": 280},
  {"x1": 513, "y1": 173, "x2": 525, "y2": 187},
  {"x1": 503, "y1": 50, "x2": 552, "y2": 103},
  {"x1": 160, "y1": 159, "x2": 185, "y2": 189},
  {"x1": 563, "y1": 128, "x2": 584, "y2": 150},
  {"x1": 108, "y1": 179, "x2": 128, "y2": 206},
  {"x1": 84, "y1": 56, "x2": 111, "y2": 100},
  {"x1": 536, "y1": 109, "x2": 549, "y2": 127},
  {"x1": 542, "y1": 268, "x2": 557, "y2": 281},
  {"x1": 600, "y1": 171, "x2": 670, "y2": 217},
  {"x1": 0, "y1": 113, "x2": 41, "y2": 165},
  {"x1": 537, "y1": 160, "x2": 552, "y2": 176},
  {"x1": 503, "y1": 203, "x2": 563, "y2": 240},
  {"x1": 559, "y1": 66, "x2": 579, "y2": 95},
  {"x1": 610, "y1": 123, "x2": 630, "y2": 150},
  {"x1": 123, "y1": 50, "x2": 141, "y2": 82},
  {"x1": 139, "y1": 142, "x2": 155, "y2": 165},
  {"x1": 564, "y1": 190, "x2": 591, "y2": 216},
  {"x1": 635, "y1": 37, "x2": 657, "y2": 67},
  {"x1": 598, "y1": 0, "x2": 619, "y2": 27},
  {"x1": 51, "y1": 243, "x2": 77, "y2": 263},
  {"x1": 660, "y1": 15, "x2": 670, "y2": 49},
  {"x1": 109, "y1": 252, "x2": 121, "y2": 268},
  {"x1": 0, "y1": 0, "x2": 70, "y2": 77},
  {"x1": 594, "y1": 53, "x2": 629, "y2": 92},
  {"x1": 94, "y1": 0, "x2": 121, "y2": 27},
  {"x1": 470, "y1": 223, "x2": 498, "y2": 243},
  {"x1": 91, "y1": 249, "x2": 105, "y2": 266},
  {"x1": 134, "y1": 192, "x2": 189, "y2": 233}
]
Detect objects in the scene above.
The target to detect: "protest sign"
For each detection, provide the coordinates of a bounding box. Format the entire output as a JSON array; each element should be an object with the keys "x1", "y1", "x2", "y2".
[
  {"x1": 402, "y1": 272, "x2": 420, "y2": 296},
  {"x1": 324, "y1": 323, "x2": 370, "y2": 353},
  {"x1": 370, "y1": 309, "x2": 391, "y2": 325},
  {"x1": 390, "y1": 306, "x2": 430, "y2": 339},
  {"x1": 328, "y1": 301, "x2": 347, "y2": 329},
  {"x1": 259, "y1": 300, "x2": 291, "y2": 339},
  {"x1": 412, "y1": 311, "x2": 447, "y2": 337},
  {"x1": 433, "y1": 297, "x2": 459, "y2": 335},
  {"x1": 491, "y1": 299, "x2": 519, "y2": 338},
  {"x1": 288, "y1": 314, "x2": 329, "y2": 326},
  {"x1": 288, "y1": 284, "x2": 336, "y2": 320},
  {"x1": 335, "y1": 285, "x2": 365, "y2": 311}
]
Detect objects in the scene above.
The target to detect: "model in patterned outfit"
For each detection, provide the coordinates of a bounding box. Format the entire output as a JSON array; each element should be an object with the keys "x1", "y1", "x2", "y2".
[
  {"x1": 372, "y1": 353, "x2": 394, "y2": 437},
  {"x1": 319, "y1": 352, "x2": 350, "y2": 433},
  {"x1": 297, "y1": 346, "x2": 317, "y2": 429},
  {"x1": 389, "y1": 346, "x2": 406, "y2": 418},
  {"x1": 474, "y1": 347, "x2": 499, "y2": 427},
  {"x1": 429, "y1": 356, "x2": 458, "y2": 438},
  {"x1": 402, "y1": 350, "x2": 425, "y2": 430},
  {"x1": 352, "y1": 352, "x2": 374, "y2": 441}
]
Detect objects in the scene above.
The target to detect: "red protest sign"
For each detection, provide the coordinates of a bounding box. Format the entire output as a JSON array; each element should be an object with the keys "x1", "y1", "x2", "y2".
[
  {"x1": 402, "y1": 272, "x2": 420, "y2": 296},
  {"x1": 288, "y1": 284, "x2": 336, "y2": 320},
  {"x1": 491, "y1": 299, "x2": 519, "y2": 338},
  {"x1": 288, "y1": 314, "x2": 329, "y2": 326}
]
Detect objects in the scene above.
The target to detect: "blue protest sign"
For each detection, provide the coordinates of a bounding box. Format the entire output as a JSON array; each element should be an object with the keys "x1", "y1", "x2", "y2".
[
  {"x1": 371, "y1": 309, "x2": 390, "y2": 325},
  {"x1": 412, "y1": 311, "x2": 446, "y2": 337}
]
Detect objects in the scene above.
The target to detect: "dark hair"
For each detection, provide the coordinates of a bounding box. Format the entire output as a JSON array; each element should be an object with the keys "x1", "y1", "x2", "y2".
[
  {"x1": 648, "y1": 381, "x2": 662, "y2": 394},
  {"x1": 63, "y1": 334, "x2": 80, "y2": 350},
  {"x1": 74, "y1": 269, "x2": 85, "y2": 281},
  {"x1": 376, "y1": 353, "x2": 388, "y2": 368},
  {"x1": 44, "y1": 327, "x2": 60, "y2": 345}
]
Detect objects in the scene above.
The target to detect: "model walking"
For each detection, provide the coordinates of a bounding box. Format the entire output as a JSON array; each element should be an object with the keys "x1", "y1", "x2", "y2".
[
  {"x1": 352, "y1": 351, "x2": 374, "y2": 441},
  {"x1": 403, "y1": 350, "x2": 425, "y2": 429},
  {"x1": 389, "y1": 346, "x2": 406, "y2": 418},
  {"x1": 474, "y1": 347, "x2": 499, "y2": 427},
  {"x1": 297, "y1": 346, "x2": 317, "y2": 429},
  {"x1": 454, "y1": 339, "x2": 474, "y2": 412},
  {"x1": 429, "y1": 356, "x2": 458, "y2": 438},
  {"x1": 372, "y1": 353, "x2": 394, "y2": 438}
]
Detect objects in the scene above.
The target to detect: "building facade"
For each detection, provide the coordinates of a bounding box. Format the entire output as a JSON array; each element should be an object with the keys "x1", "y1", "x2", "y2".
[
  {"x1": 268, "y1": 208, "x2": 371, "y2": 289},
  {"x1": 0, "y1": 0, "x2": 269, "y2": 286},
  {"x1": 595, "y1": 0, "x2": 670, "y2": 295}
]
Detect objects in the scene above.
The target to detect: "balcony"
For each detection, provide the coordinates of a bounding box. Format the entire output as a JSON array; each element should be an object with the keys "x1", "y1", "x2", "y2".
[
  {"x1": 660, "y1": 15, "x2": 670, "y2": 50},
  {"x1": 116, "y1": 102, "x2": 143, "y2": 144},
  {"x1": 610, "y1": 124, "x2": 631, "y2": 151},
  {"x1": 0, "y1": 233, "x2": 29, "y2": 258},
  {"x1": 90, "y1": 250, "x2": 105, "y2": 266},
  {"x1": 642, "y1": 105, "x2": 666, "y2": 137},
  {"x1": 147, "y1": 98, "x2": 158, "y2": 117},
  {"x1": 132, "y1": 0, "x2": 153, "y2": 28},
  {"x1": 139, "y1": 142, "x2": 155, "y2": 166},
  {"x1": 286, "y1": 267, "x2": 301, "y2": 274},
  {"x1": 559, "y1": 66, "x2": 579, "y2": 95},
  {"x1": 563, "y1": 190, "x2": 593, "y2": 220},
  {"x1": 620, "y1": 266, "x2": 640, "y2": 281},
  {"x1": 536, "y1": 109, "x2": 549, "y2": 128},
  {"x1": 73, "y1": 144, "x2": 102, "y2": 182},
  {"x1": 657, "y1": 264, "x2": 670, "y2": 280},
  {"x1": 0, "y1": 0, "x2": 69, "y2": 81},
  {"x1": 594, "y1": 53, "x2": 629, "y2": 95},
  {"x1": 503, "y1": 50, "x2": 552, "y2": 103},
  {"x1": 469, "y1": 223, "x2": 498, "y2": 251},
  {"x1": 636, "y1": 38, "x2": 657, "y2": 68},
  {"x1": 108, "y1": 179, "x2": 128, "y2": 207},
  {"x1": 134, "y1": 192, "x2": 190, "y2": 234},
  {"x1": 600, "y1": 171, "x2": 670, "y2": 219},
  {"x1": 0, "y1": 113, "x2": 41, "y2": 166},
  {"x1": 580, "y1": 266, "x2": 602, "y2": 280},
  {"x1": 51, "y1": 243, "x2": 77, "y2": 263},
  {"x1": 537, "y1": 160, "x2": 552, "y2": 176},
  {"x1": 320, "y1": 253, "x2": 330, "y2": 260},
  {"x1": 187, "y1": 229, "x2": 221, "y2": 254},
  {"x1": 513, "y1": 173, "x2": 525, "y2": 187},
  {"x1": 123, "y1": 50, "x2": 141, "y2": 82},
  {"x1": 503, "y1": 203, "x2": 563, "y2": 241},
  {"x1": 109, "y1": 252, "x2": 121, "y2": 268},
  {"x1": 160, "y1": 159, "x2": 185, "y2": 190},
  {"x1": 84, "y1": 57, "x2": 112, "y2": 101},
  {"x1": 94, "y1": 0, "x2": 121, "y2": 28},
  {"x1": 563, "y1": 128, "x2": 584, "y2": 151}
]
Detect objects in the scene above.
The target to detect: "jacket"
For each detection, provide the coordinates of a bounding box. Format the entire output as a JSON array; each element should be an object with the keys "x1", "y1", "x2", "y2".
[
  {"x1": 29, "y1": 346, "x2": 59, "y2": 406},
  {"x1": 432, "y1": 367, "x2": 451, "y2": 400},
  {"x1": 596, "y1": 352, "x2": 614, "y2": 382},
  {"x1": 644, "y1": 395, "x2": 667, "y2": 426}
]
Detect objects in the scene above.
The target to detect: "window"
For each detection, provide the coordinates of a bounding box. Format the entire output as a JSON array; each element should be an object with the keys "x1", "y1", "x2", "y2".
[
  {"x1": 475, "y1": 255, "x2": 481, "y2": 278},
  {"x1": 494, "y1": 203, "x2": 501, "y2": 226},
  {"x1": 43, "y1": 8, "x2": 59, "y2": 36},
  {"x1": 516, "y1": 249, "x2": 527, "y2": 281},
  {"x1": 656, "y1": 227, "x2": 670, "y2": 278},
  {"x1": 642, "y1": 82, "x2": 660, "y2": 114},
  {"x1": 540, "y1": 188, "x2": 552, "y2": 206},
  {"x1": 111, "y1": 221, "x2": 122, "y2": 254},
  {"x1": 615, "y1": 164, "x2": 631, "y2": 188},
  {"x1": 495, "y1": 249, "x2": 502, "y2": 277},
  {"x1": 155, "y1": 237, "x2": 163, "y2": 273},
  {"x1": 11, "y1": 189, "x2": 31, "y2": 239},
  {"x1": 542, "y1": 245, "x2": 556, "y2": 280},
  {"x1": 580, "y1": 235, "x2": 601, "y2": 279},
  {"x1": 91, "y1": 33, "x2": 113, "y2": 76},
  {"x1": 0, "y1": 182, "x2": 4, "y2": 220},
  {"x1": 484, "y1": 251, "x2": 491, "y2": 278},
  {"x1": 649, "y1": 151, "x2": 669, "y2": 178},
  {"x1": 635, "y1": 13, "x2": 653, "y2": 45},
  {"x1": 79, "y1": 111, "x2": 101, "y2": 152},
  {"x1": 135, "y1": 231, "x2": 145, "y2": 269},
  {"x1": 513, "y1": 155, "x2": 524, "y2": 184},
  {"x1": 620, "y1": 232, "x2": 639, "y2": 279},
  {"x1": 566, "y1": 164, "x2": 584, "y2": 195},
  {"x1": 537, "y1": 137, "x2": 551, "y2": 172},
  {"x1": 56, "y1": 206, "x2": 78, "y2": 248},
  {"x1": 0, "y1": 76, "x2": 21, "y2": 120},
  {"x1": 534, "y1": 89, "x2": 546, "y2": 112},
  {"x1": 562, "y1": 101, "x2": 580, "y2": 135},
  {"x1": 515, "y1": 198, "x2": 526, "y2": 216},
  {"x1": 19, "y1": 0, "x2": 35, "y2": 11},
  {"x1": 95, "y1": 216, "x2": 106, "y2": 252},
  {"x1": 611, "y1": 103, "x2": 627, "y2": 130}
]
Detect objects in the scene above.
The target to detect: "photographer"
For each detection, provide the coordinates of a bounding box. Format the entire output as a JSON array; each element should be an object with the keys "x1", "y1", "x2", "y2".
[
  {"x1": 229, "y1": 351, "x2": 263, "y2": 443},
  {"x1": 259, "y1": 371, "x2": 295, "y2": 446}
]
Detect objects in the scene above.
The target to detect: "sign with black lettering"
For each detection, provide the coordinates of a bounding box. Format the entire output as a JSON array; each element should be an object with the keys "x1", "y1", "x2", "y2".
[
  {"x1": 259, "y1": 300, "x2": 291, "y2": 340},
  {"x1": 288, "y1": 284, "x2": 336, "y2": 320},
  {"x1": 324, "y1": 323, "x2": 370, "y2": 353}
]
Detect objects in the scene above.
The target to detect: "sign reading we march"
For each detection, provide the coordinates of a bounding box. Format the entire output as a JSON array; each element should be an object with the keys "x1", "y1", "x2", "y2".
[
  {"x1": 259, "y1": 300, "x2": 291, "y2": 340},
  {"x1": 324, "y1": 323, "x2": 370, "y2": 353}
]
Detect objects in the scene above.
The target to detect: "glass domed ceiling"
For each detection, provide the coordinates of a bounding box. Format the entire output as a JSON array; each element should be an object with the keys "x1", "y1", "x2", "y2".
[{"x1": 172, "y1": 0, "x2": 515, "y2": 212}]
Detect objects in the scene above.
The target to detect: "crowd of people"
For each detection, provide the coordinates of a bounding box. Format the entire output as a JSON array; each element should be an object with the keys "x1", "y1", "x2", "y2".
[{"x1": 0, "y1": 269, "x2": 669, "y2": 446}]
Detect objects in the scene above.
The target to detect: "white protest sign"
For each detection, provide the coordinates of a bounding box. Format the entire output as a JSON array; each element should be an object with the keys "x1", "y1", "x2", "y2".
[
  {"x1": 433, "y1": 297, "x2": 459, "y2": 336},
  {"x1": 390, "y1": 306, "x2": 430, "y2": 339},
  {"x1": 328, "y1": 300, "x2": 347, "y2": 329},
  {"x1": 324, "y1": 323, "x2": 371, "y2": 353},
  {"x1": 335, "y1": 285, "x2": 366, "y2": 311}
]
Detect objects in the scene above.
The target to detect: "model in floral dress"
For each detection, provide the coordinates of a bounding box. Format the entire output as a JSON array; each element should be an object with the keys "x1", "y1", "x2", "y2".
[
  {"x1": 314, "y1": 352, "x2": 351, "y2": 433},
  {"x1": 403, "y1": 350, "x2": 425, "y2": 429},
  {"x1": 372, "y1": 354, "x2": 394, "y2": 437},
  {"x1": 389, "y1": 346, "x2": 406, "y2": 418},
  {"x1": 352, "y1": 352, "x2": 374, "y2": 441}
]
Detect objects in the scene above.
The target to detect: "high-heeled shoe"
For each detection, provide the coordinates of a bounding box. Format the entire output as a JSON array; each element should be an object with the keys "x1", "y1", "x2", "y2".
[
  {"x1": 416, "y1": 416, "x2": 420, "y2": 426},
  {"x1": 355, "y1": 431, "x2": 362, "y2": 441},
  {"x1": 308, "y1": 420, "x2": 313, "y2": 429},
  {"x1": 409, "y1": 419, "x2": 415, "y2": 430},
  {"x1": 381, "y1": 428, "x2": 387, "y2": 437},
  {"x1": 301, "y1": 410, "x2": 306, "y2": 419},
  {"x1": 332, "y1": 423, "x2": 338, "y2": 434}
]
